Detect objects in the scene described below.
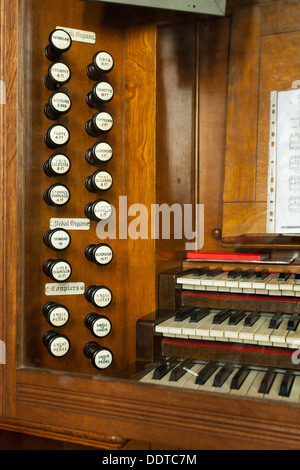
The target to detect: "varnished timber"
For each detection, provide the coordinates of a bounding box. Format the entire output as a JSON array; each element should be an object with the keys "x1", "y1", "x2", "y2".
[{"x1": 4, "y1": 0, "x2": 300, "y2": 451}]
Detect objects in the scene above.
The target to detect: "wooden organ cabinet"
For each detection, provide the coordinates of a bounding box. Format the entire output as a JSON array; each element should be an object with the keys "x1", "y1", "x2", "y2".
[{"x1": 2, "y1": 0, "x2": 300, "y2": 451}]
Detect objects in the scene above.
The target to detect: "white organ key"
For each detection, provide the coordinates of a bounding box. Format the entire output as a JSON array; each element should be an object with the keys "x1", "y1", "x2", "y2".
[
  {"x1": 201, "y1": 272, "x2": 224, "y2": 287},
  {"x1": 281, "y1": 376, "x2": 300, "y2": 403},
  {"x1": 239, "y1": 317, "x2": 268, "y2": 342},
  {"x1": 230, "y1": 370, "x2": 259, "y2": 397},
  {"x1": 182, "y1": 365, "x2": 210, "y2": 390},
  {"x1": 155, "y1": 316, "x2": 177, "y2": 334},
  {"x1": 279, "y1": 274, "x2": 295, "y2": 291},
  {"x1": 225, "y1": 276, "x2": 243, "y2": 289},
  {"x1": 253, "y1": 316, "x2": 274, "y2": 344},
  {"x1": 209, "y1": 320, "x2": 231, "y2": 339},
  {"x1": 184, "y1": 312, "x2": 215, "y2": 337},
  {"x1": 195, "y1": 313, "x2": 222, "y2": 338},
  {"x1": 168, "y1": 318, "x2": 194, "y2": 336},
  {"x1": 213, "y1": 272, "x2": 230, "y2": 288},
  {"x1": 195, "y1": 367, "x2": 222, "y2": 392},
  {"x1": 269, "y1": 318, "x2": 289, "y2": 344},
  {"x1": 224, "y1": 320, "x2": 246, "y2": 341},
  {"x1": 265, "y1": 373, "x2": 283, "y2": 401},
  {"x1": 177, "y1": 272, "x2": 207, "y2": 286},
  {"x1": 265, "y1": 274, "x2": 280, "y2": 290},
  {"x1": 246, "y1": 371, "x2": 266, "y2": 398},
  {"x1": 286, "y1": 324, "x2": 300, "y2": 348},
  {"x1": 238, "y1": 275, "x2": 256, "y2": 289},
  {"x1": 168, "y1": 364, "x2": 203, "y2": 388},
  {"x1": 139, "y1": 368, "x2": 158, "y2": 383},
  {"x1": 252, "y1": 274, "x2": 276, "y2": 290}
]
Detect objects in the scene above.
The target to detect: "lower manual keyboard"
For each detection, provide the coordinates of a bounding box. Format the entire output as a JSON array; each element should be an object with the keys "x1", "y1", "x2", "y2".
[
  {"x1": 155, "y1": 307, "x2": 300, "y2": 349},
  {"x1": 138, "y1": 358, "x2": 300, "y2": 404}
]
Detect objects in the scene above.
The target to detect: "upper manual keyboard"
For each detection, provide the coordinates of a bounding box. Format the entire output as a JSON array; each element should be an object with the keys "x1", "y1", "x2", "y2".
[{"x1": 177, "y1": 268, "x2": 300, "y2": 297}]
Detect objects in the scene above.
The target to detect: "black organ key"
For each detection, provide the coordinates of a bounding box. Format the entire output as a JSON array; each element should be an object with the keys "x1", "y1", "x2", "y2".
[
  {"x1": 294, "y1": 273, "x2": 300, "y2": 284},
  {"x1": 189, "y1": 308, "x2": 210, "y2": 323},
  {"x1": 227, "y1": 269, "x2": 243, "y2": 279},
  {"x1": 152, "y1": 359, "x2": 177, "y2": 380},
  {"x1": 213, "y1": 364, "x2": 235, "y2": 388},
  {"x1": 279, "y1": 370, "x2": 295, "y2": 398},
  {"x1": 269, "y1": 312, "x2": 284, "y2": 330},
  {"x1": 194, "y1": 268, "x2": 210, "y2": 277},
  {"x1": 213, "y1": 309, "x2": 232, "y2": 325},
  {"x1": 230, "y1": 366, "x2": 251, "y2": 390},
  {"x1": 278, "y1": 272, "x2": 291, "y2": 283},
  {"x1": 174, "y1": 307, "x2": 195, "y2": 322},
  {"x1": 195, "y1": 363, "x2": 218, "y2": 385},
  {"x1": 287, "y1": 313, "x2": 300, "y2": 332},
  {"x1": 255, "y1": 271, "x2": 269, "y2": 280},
  {"x1": 169, "y1": 359, "x2": 194, "y2": 382},
  {"x1": 258, "y1": 369, "x2": 277, "y2": 394},
  {"x1": 228, "y1": 310, "x2": 247, "y2": 326},
  {"x1": 244, "y1": 311, "x2": 261, "y2": 327},
  {"x1": 241, "y1": 270, "x2": 256, "y2": 280},
  {"x1": 206, "y1": 268, "x2": 223, "y2": 278},
  {"x1": 45, "y1": 29, "x2": 72, "y2": 62}
]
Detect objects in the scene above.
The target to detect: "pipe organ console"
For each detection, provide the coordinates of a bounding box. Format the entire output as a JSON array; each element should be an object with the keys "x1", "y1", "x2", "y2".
[{"x1": 2, "y1": 0, "x2": 300, "y2": 452}]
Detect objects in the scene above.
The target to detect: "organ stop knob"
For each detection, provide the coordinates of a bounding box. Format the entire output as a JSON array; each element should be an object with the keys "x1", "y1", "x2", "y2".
[
  {"x1": 84, "y1": 341, "x2": 113, "y2": 370},
  {"x1": 86, "y1": 51, "x2": 114, "y2": 80},
  {"x1": 45, "y1": 29, "x2": 72, "y2": 61},
  {"x1": 43, "y1": 330, "x2": 70, "y2": 358}
]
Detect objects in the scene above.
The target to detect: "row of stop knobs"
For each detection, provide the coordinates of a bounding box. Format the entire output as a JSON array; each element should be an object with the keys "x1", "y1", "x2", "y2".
[{"x1": 42, "y1": 29, "x2": 114, "y2": 370}]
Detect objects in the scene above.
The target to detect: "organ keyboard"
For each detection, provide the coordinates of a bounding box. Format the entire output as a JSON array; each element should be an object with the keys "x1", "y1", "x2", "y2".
[
  {"x1": 155, "y1": 307, "x2": 300, "y2": 349},
  {"x1": 136, "y1": 358, "x2": 300, "y2": 404},
  {"x1": 177, "y1": 268, "x2": 300, "y2": 297}
]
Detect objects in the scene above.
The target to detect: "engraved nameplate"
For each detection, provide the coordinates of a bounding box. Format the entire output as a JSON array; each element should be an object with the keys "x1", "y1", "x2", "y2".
[
  {"x1": 45, "y1": 282, "x2": 85, "y2": 296},
  {"x1": 50, "y1": 218, "x2": 91, "y2": 230},
  {"x1": 56, "y1": 26, "x2": 96, "y2": 44}
]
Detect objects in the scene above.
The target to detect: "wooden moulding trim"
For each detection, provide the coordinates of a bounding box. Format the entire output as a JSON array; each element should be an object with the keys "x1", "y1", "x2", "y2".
[
  {"x1": 15, "y1": 381, "x2": 300, "y2": 449},
  {"x1": 0, "y1": 417, "x2": 128, "y2": 450}
]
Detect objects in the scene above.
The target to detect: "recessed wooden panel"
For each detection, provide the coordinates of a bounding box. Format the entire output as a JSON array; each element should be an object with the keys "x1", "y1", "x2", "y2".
[
  {"x1": 222, "y1": 1, "x2": 300, "y2": 241},
  {"x1": 19, "y1": 0, "x2": 158, "y2": 377}
]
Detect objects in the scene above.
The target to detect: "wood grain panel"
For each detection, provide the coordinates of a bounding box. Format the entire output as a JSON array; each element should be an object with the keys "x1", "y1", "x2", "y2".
[
  {"x1": 198, "y1": 17, "x2": 230, "y2": 249},
  {"x1": 1, "y1": 0, "x2": 19, "y2": 418},
  {"x1": 222, "y1": 202, "x2": 267, "y2": 237},
  {"x1": 262, "y1": 0, "x2": 300, "y2": 36},
  {"x1": 223, "y1": 6, "x2": 261, "y2": 203},
  {"x1": 124, "y1": 22, "x2": 157, "y2": 365}
]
